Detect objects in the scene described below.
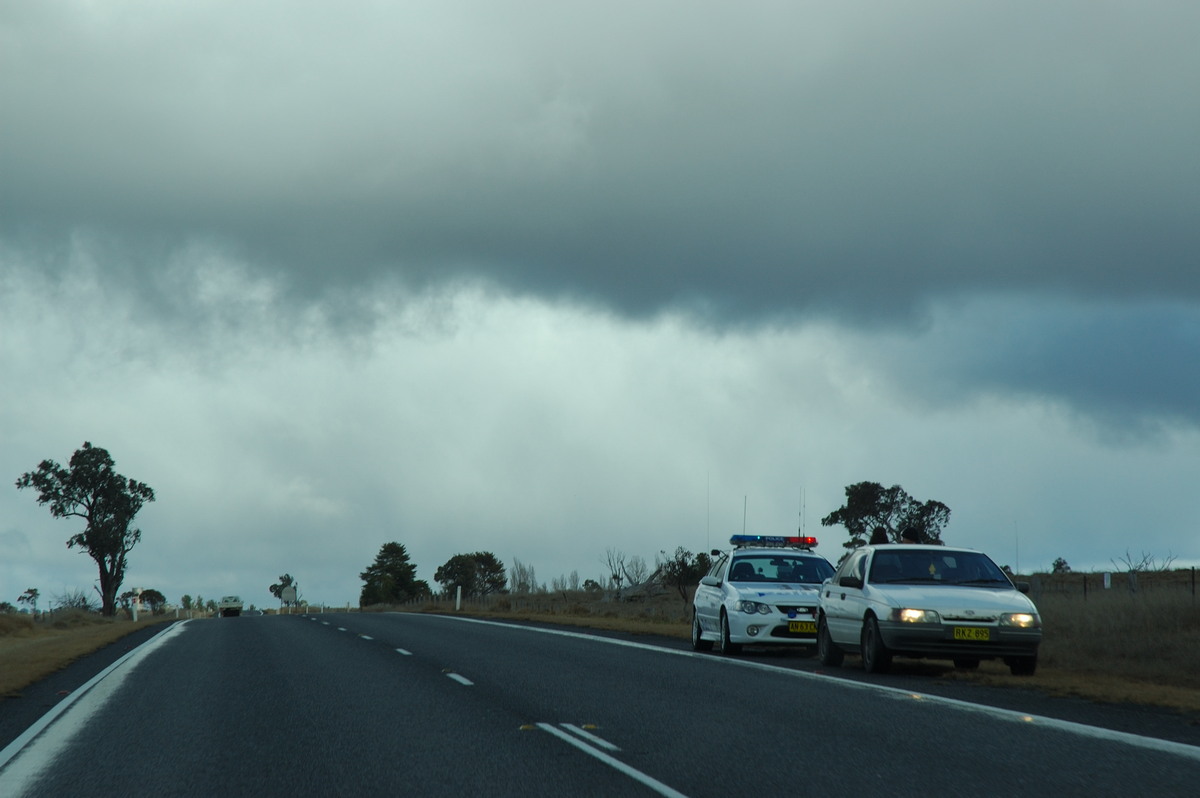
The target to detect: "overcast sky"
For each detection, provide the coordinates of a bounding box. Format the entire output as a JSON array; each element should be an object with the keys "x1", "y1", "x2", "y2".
[{"x1": 3, "y1": 1, "x2": 1198, "y2": 609}]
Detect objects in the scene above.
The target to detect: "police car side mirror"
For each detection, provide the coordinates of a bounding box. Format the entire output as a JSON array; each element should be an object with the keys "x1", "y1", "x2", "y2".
[{"x1": 700, "y1": 576, "x2": 721, "y2": 588}]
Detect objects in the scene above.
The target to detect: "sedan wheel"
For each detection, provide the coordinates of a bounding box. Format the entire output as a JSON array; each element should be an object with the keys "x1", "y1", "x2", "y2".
[
  {"x1": 1008, "y1": 654, "x2": 1038, "y2": 676},
  {"x1": 860, "y1": 616, "x2": 892, "y2": 674},
  {"x1": 718, "y1": 611, "x2": 742, "y2": 655},
  {"x1": 691, "y1": 612, "x2": 713, "y2": 652},
  {"x1": 817, "y1": 616, "x2": 844, "y2": 667}
]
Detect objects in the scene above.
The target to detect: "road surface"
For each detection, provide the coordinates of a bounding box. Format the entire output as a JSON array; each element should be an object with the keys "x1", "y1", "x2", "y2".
[{"x1": 2, "y1": 612, "x2": 1198, "y2": 796}]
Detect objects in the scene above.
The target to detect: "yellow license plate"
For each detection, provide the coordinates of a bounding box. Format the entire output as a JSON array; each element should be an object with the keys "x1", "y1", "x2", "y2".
[
  {"x1": 953, "y1": 626, "x2": 990, "y2": 641},
  {"x1": 789, "y1": 621, "x2": 817, "y2": 634}
]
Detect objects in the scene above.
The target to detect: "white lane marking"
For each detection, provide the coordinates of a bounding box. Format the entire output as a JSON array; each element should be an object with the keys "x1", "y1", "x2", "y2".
[
  {"x1": 0, "y1": 621, "x2": 191, "y2": 793},
  {"x1": 536, "y1": 723, "x2": 687, "y2": 798},
  {"x1": 395, "y1": 648, "x2": 412, "y2": 656},
  {"x1": 321, "y1": 621, "x2": 330, "y2": 626},
  {"x1": 413, "y1": 613, "x2": 1200, "y2": 763},
  {"x1": 561, "y1": 724, "x2": 620, "y2": 751},
  {"x1": 360, "y1": 635, "x2": 374, "y2": 641},
  {"x1": 445, "y1": 673, "x2": 473, "y2": 686},
  {"x1": 337, "y1": 627, "x2": 347, "y2": 632}
]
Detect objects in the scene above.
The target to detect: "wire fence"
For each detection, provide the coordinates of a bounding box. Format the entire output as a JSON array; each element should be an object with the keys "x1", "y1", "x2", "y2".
[{"x1": 1027, "y1": 567, "x2": 1198, "y2": 599}]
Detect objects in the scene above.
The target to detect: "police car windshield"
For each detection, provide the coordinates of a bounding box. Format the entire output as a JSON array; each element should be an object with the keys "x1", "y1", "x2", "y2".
[{"x1": 729, "y1": 555, "x2": 833, "y2": 584}]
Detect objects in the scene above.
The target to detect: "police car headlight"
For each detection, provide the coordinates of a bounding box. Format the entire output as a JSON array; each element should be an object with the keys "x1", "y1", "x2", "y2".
[
  {"x1": 999, "y1": 612, "x2": 1040, "y2": 628},
  {"x1": 890, "y1": 608, "x2": 941, "y2": 624},
  {"x1": 736, "y1": 600, "x2": 773, "y2": 615}
]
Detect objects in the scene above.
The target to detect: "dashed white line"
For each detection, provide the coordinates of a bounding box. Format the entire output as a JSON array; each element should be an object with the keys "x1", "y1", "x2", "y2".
[
  {"x1": 535, "y1": 723, "x2": 687, "y2": 798},
  {"x1": 395, "y1": 648, "x2": 412, "y2": 656},
  {"x1": 561, "y1": 724, "x2": 620, "y2": 752},
  {"x1": 359, "y1": 635, "x2": 373, "y2": 641},
  {"x1": 445, "y1": 673, "x2": 473, "y2": 686}
]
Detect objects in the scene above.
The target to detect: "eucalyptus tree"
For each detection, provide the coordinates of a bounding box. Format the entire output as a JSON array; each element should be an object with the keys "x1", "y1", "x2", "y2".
[{"x1": 16, "y1": 442, "x2": 155, "y2": 616}]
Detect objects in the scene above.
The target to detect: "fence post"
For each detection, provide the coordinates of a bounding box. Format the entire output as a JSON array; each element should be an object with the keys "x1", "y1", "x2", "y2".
[{"x1": 1083, "y1": 573, "x2": 1087, "y2": 600}]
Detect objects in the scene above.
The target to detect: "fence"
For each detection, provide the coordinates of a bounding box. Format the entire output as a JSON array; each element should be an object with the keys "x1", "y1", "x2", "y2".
[{"x1": 1028, "y1": 567, "x2": 1197, "y2": 599}]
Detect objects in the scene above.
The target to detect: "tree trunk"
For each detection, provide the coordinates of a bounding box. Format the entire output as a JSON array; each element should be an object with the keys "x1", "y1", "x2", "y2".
[{"x1": 97, "y1": 567, "x2": 116, "y2": 616}]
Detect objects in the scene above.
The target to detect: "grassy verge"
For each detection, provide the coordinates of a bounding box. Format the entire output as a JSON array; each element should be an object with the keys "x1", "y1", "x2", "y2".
[{"x1": 0, "y1": 611, "x2": 175, "y2": 698}]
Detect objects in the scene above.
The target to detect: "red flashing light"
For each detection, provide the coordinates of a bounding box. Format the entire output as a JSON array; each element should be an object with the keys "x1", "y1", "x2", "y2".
[{"x1": 729, "y1": 535, "x2": 818, "y2": 548}]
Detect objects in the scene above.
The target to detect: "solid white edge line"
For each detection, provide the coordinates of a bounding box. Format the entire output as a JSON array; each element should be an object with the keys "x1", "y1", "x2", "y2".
[
  {"x1": 0, "y1": 621, "x2": 191, "y2": 774},
  {"x1": 446, "y1": 673, "x2": 473, "y2": 686},
  {"x1": 405, "y1": 613, "x2": 1200, "y2": 763},
  {"x1": 536, "y1": 722, "x2": 687, "y2": 798},
  {"x1": 562, "y1": 723, "x2": 621, "y2": 752}
]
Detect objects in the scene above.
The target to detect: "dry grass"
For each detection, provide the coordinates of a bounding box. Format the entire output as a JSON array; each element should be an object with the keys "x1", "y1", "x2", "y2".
[{"x1": 0, "y1": 611, "x2": 174, "y2": 698}]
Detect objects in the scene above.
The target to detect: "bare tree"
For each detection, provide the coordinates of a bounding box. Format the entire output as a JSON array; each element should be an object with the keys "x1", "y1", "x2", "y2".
[
  {"x1": 623, "y1": 555, "x2": 649, "y2": 586},
  {"x1": 509, "y1": 558, "x2": 539, "y2": 594},
  {"x1": 54, "y1": 587, "x2": 98, "y2": 612},
  {"x1": 603, "y1": 549, "x2": 650, "y2": 591},
  {"x1": 1111, "y1": 549, "x2": 1178, "y2": 573}
]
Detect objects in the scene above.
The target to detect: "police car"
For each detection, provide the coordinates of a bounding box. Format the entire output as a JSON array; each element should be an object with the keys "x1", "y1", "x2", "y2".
[{"x1": 692, "y1": 535, "x2": 836, "y2": 654}]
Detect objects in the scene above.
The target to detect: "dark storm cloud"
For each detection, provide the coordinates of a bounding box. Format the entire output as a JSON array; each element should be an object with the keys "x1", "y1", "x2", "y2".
[
  {"x1": 3, "y1": 2, "x2": 1199, "y2": 428},
  {"x1": 854, "y1": 296, "x2": 1200, "y2": 434},
  {"x1": 4, "y1": 2, "x2": 1197, "y2": 313}
]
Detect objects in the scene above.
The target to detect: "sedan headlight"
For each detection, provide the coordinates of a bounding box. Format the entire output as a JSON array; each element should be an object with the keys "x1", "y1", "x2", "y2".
[
  {"x1": 736, "y1": 600, "x2": 773, "y2": 615},
  {"x1": 889, "y1": 608, "x2": 942, "y2": 624},
  {"x1": 999, "y1": 612, "x2": 1041, "y2": 628}
]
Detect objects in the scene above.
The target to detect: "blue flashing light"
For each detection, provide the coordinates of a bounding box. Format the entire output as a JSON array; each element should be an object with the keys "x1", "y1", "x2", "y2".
[{"x1": 730, "y1": 535, "x2": 818, "y2": 548}]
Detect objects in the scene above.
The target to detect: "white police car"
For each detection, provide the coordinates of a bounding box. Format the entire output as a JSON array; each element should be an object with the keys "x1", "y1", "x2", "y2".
[
  {"x1": 817, "y1": 544, "x2": 1042, "y2": 675},
  {"x1": 692, "y1": 535, "x2": 836, "y2": 654}
]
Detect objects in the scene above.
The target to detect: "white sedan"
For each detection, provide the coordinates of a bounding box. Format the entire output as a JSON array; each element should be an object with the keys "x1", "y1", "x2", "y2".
[
  {"x1": 692, "y1": 536, "x2": 836, "y2": 654},
  {"x1": 817, "y1": 544, "x2": 1042, "y2": 675}
]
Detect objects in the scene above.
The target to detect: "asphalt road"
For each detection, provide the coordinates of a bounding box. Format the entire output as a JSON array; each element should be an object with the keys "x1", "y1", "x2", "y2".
[{"x1": 2, "y1": 613, "x2": 1199, "y2": 797}]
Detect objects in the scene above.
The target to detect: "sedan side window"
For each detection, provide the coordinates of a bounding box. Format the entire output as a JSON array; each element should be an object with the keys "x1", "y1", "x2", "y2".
[{"x1": 835, "y1": 551, "x2": 865, "y2": 585}]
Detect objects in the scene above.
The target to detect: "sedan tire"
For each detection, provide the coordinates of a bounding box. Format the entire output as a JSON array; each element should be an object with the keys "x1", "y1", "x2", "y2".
[
  {"x1": 817, "y1": 616, "x2": 844, "y2": 667},
  {"x1": 691, "y1": 612, "x2": 714, "y2": 652},
  {"x1": 1007, "y1": 654, "x2": 1038, "y2": 676},
  {"x1": 718, "y1": 611, "x2": 742, "y2": 655},
  {"x1": 860, "y1": 615, "x2": 893, "y2": 674}
]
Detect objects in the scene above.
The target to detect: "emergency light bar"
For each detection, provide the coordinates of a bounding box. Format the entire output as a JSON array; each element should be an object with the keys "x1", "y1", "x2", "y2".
[{"x1": 730, "y1": 535, "x2": 818, "y2": 549}]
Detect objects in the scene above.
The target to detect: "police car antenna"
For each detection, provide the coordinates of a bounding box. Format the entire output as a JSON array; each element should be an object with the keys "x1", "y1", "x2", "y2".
[{"x1": 798, "y1": 487, "x2": 805, "y2": 536}]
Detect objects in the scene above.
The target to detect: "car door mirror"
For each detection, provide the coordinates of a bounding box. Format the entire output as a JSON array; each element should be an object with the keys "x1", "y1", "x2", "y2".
[
  {"x1": 700, "y1": 575, "x2": 721, "y2": 588},
  {"x1": 839, "y1": 575, "x2": 863, "y2": 589}
]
